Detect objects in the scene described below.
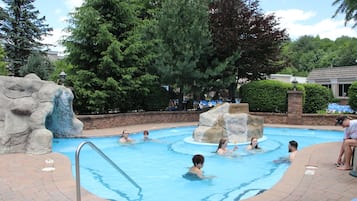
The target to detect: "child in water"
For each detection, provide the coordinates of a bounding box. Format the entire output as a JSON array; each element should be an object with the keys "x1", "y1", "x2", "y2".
[
  {"x1": 183, "y1": 154, "x2": 215, "y2": 180},
  {"x1": 246, "y1": 137, "x2": 262, "y2": 151},
  {"x1": 216, "y1": 138, "x2": 238, "y2": 156}
]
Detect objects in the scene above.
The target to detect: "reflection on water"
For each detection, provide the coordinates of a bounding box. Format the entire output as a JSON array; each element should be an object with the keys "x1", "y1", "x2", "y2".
[{"x1": 53, "y1": 126, "x2": 342, "y2": 201}]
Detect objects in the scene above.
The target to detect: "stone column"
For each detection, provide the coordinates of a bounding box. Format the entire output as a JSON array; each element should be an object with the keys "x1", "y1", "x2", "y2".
[{"x1": 287, "y1": 90, "x2": 303, "y2": 125}]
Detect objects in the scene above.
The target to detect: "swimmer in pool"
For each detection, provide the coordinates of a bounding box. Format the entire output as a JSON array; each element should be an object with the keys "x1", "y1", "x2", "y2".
[
  {"x1": 143, "y1": 130, "x2": 150, "y2": 141},
  {"x1": 273, "y1": 140, "x2": 298, "y2": 163},
  {"x1": 216, "y1": 138, "x2": 238, "y2": 156},
  {"x1": 142, "y1": 130, "x2": 161, "y2": 142},
  {"x1": 183, "y1": 154, "x2": 215, "y2": 180},
  {"x1": 119, "y1": 130, "x2": 135, "y2": 144},
  {"x1": 246, "y1": 137, "x2": 261, "y2": 151}
]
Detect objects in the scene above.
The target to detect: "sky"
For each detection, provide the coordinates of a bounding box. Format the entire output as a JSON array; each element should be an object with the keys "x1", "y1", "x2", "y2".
[{"x1": 2, "y1": 0, "x2": 356, "y2": 52}]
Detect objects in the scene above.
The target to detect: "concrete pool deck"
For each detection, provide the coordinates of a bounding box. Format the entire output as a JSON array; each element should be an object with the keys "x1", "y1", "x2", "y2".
[{"x1": 0, "y1": 122, "x2": 356, "y2": 201}]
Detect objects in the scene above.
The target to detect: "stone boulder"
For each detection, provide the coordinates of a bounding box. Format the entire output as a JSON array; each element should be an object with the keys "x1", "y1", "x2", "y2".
[
  {"x1": 0, "y1": 74, "x2": 83, "y2": 154},
  {"x1": 193, "y1": 103, "x2": 263, "y2": 143}
]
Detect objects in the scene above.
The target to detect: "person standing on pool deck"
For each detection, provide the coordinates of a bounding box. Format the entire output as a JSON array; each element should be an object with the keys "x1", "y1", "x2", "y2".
[{"x1": 335, "y1": 116, "x2": 357, "y2": 170}]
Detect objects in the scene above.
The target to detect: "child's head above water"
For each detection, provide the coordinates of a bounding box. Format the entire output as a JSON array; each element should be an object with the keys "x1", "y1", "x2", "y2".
[{"x1": 192, "y1": 154, "x2": 204, "y2": 167}]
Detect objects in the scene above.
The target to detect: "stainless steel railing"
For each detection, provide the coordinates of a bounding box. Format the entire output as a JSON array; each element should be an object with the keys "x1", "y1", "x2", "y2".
[{"x1": 75, "y1": 141, "x2": 142, "y2": 201}]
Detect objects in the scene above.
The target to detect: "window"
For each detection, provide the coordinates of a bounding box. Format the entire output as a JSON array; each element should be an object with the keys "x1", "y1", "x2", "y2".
[{"x1": 338, "y1": 84, "x2": 351, "y2": 97}]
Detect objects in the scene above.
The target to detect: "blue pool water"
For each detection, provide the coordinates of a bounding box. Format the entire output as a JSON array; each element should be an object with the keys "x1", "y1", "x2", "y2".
[{"x1": 52, "y1": 126, "x2": 342, "y2": 201}]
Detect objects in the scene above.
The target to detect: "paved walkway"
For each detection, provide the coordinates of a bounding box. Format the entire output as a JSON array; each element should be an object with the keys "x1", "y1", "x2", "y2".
[{"x1": 0, "y1": 123, "x2": 356, "y2": 201}]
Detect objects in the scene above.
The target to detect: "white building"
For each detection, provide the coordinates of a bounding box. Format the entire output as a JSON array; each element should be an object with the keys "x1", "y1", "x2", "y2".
[{"x1": 268, "y1": 74, "x2": 307, "y2": 83}]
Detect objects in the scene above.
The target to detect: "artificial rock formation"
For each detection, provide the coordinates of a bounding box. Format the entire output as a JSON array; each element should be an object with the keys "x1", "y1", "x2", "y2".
[
  {"x1": 193, "y1": 103, "x2": 263, "y2": 143},
  {"x1": 0, "y1": 74, "x2": 83, "y2": 154}
]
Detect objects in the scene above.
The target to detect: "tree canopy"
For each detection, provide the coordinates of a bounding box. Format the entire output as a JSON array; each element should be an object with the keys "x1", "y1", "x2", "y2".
[
  {"x1": 63, "y1": 0, "x2": 157, "y2": 113},
  {"x1": 153, "y1": 0, "x2": 214, "y2": 108},
  {"x1": 0, "y1": 46, "x2": 6, "y2": 75},
  {"x1": 19, "y1": 52, "x2": 54, "y2": 80},
  {"x1": 280, "y1": 35, "x2": 357, "y2": 76},
  {"x1": 333, "y1": 0, "x2": 357, "y2": 27},
  {"x1": 0, "y1": 0, "x2": 52, "y2": 76},
  {"x1": 209, "y1": 0, "x2": 288, "y2": 99}
]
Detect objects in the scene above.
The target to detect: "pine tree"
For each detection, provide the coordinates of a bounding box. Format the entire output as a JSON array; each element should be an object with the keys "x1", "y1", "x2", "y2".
[
  {"x1": 19, "y1": 53, "x2": 54, "y2": 80},
  {"x1": 0, "y1": 46, "x2": 6, "y2": 75},
  {"x1": 63, "y1": 0, "x2": 157, "y2": 114},
  {"x1": 0, "y1": 0, "x2": 52, "y2": 76},
  {"x1": 154, "y1": 0, "x2": 214, "y2": 109}
]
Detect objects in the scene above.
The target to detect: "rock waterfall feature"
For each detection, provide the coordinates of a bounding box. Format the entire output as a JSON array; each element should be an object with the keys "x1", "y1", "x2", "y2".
[
  {"x1": 0, "y1": 74, "x2": 83, "y2": 154},
  {"x1": 193, "y1": 103, "x2": 263, "y2": 143}
]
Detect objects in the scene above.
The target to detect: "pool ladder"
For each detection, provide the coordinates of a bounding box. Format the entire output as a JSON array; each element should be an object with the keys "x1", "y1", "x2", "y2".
[{"x1": 75, "y1": 141, "x2": 143, "y2": 201}]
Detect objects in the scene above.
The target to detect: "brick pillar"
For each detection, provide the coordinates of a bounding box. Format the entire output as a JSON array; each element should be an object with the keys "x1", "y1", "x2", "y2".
[{"x1": 287, "y1": 90, "x2": 303, "y2": 125}]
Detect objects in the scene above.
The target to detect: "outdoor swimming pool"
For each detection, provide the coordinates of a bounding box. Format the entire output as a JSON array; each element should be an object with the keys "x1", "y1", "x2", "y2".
[{"x1": 52, "y1": 126, "x2": 342, "y2": 201}]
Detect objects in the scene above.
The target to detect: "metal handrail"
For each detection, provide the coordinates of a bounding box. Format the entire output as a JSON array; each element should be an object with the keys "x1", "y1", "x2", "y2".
[{"x1": 75, "y1": 141, "x2": 142, "y2": 201}]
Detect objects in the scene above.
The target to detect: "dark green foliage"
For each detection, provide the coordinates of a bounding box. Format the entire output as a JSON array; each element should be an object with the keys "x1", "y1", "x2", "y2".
[
  {"x1": 240, "y1": 80, "x2": 292, "y2": 112},
  {"x1": 0, "y1": 0, "x2": 52, "y2": 76},
  {"x1": 302, "y1": 83, "x2": 331, "y2": 113},
  {"x1": 333, "y1": 0, "x2": 357, "y2": 28},
  {"x1": 142, "y1": 85, "x2": 170, "y2": 111},
  {"x1": 63, "y1": 0, "x2": 157, "y2": 114},
  {"x1": 19, "y1": 53, "x2": 54, "y2": 80},
  {"x1": 280, "y1": 36, "x2": 357, "y2": 76},
  {"x1": 348, "y1": 81, "x2": 357, "y2": 111},
  {"x1": 154, "y1": 0, "x2": 214, "y2": 109},
  {"x1": 49, "y1": 60, "x2": 74, "y2": 83},
  {"x1": 209, "y1": 0, "x2": 288, "y2": 100},
  {"x1": 240, "y1": 80, "x2": 334, "y2": 114},
  {"x1": 0, "y1": 46, "x2": 6, "y2": 75}
]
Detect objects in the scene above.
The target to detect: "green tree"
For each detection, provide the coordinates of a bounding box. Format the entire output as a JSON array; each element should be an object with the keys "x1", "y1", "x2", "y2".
[
  {"x1": 333, "y1": 0, "x2": 357, "y2": 27},
  {"x1": 19, "y1": 52, "x2": 54, "y2": 80},
  {"x1": 154, "y1": 0, "x2": 214, "y2": 109},
  {"x1": 348, "y1": 81, "x2": 357, "y2": 111},
  {"x1": 332, "y1": 36, "x2": 357, "y2": 66},
  {"x1": 281, "y1": 36, "x2": 335, "y2": 75},
  {"x1": 0, "y1": 0, "x2": 52, "y2": 76},
  {"x1": 63, "y1": 0, "x2": 157, "y2": 114},
  {"x1": 0, "y1": 46, "x2": 6, "y2": 75},
  {"x1": 49, "y1": 59, "x2": 73, "y2": 83},
  {"x1": 281, "y1": 36, "x2": 357, "y2": 76},
  {"x1": 209, "y1": 0, "x2": 288, "y2": 100}
]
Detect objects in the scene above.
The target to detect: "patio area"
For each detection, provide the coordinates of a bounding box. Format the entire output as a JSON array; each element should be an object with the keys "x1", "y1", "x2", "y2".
[{"x1": 0, "y1": 123, "x2": 356, "y2": 201}]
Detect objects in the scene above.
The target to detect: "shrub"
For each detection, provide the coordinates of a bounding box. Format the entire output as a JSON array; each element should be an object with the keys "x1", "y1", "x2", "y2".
[
  {"x1": 303, "y1": 83, "x2": 331, "y2": 113},
  {"x1": 240, "y1": 80, "x2": 303, "y2": 112},
  {"x1": 348, "y1": 81, "x2": 357, "y2": 111}
]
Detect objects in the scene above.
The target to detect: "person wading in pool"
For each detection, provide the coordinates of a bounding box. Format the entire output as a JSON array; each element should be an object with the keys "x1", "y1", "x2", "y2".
[
  {"x1": 273, "y1": 140, "x2": 298, "y2": 163},
  {"x1": 288, "y1": 140, "x2": 298, "y2": 162},
  {"x1": 119, "y1": 130, "x2": 135, "y2": 144},
  {"x1": 143, "y1": 130, "x2": 150, "y2": 141},
  {"x1": 246, "y1": 137, "x2": 261, "y2": 150},
  {"x1": 216, "y1": 138, "x2": 238, "y2": 156},
  {"x1": 183, "y1": 154, "x2": 215, "y2": 180}
]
